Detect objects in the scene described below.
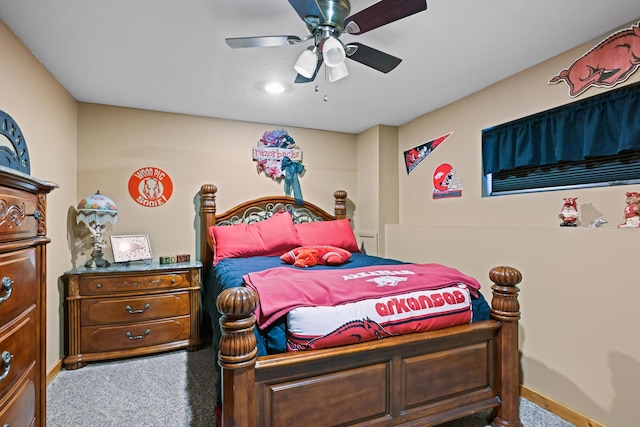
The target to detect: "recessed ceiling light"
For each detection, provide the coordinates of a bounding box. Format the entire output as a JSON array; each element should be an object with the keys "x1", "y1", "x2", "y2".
[{"x1": 265, "y1": 82, "x2": 285, "y2": 94}]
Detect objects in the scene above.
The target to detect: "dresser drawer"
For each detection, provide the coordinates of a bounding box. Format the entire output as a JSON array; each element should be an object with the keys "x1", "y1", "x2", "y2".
[
  {"x1": 80, "y1": 291, "x2": 190, "y2": 326},
  {"x1": 79, "y1": 271, "x2": 191, "y2": 296},
  {"x1": 0, "y1": 308, "x2": 37, "y2": 399},
  {"x1": 0, "y1": 187, "x2": 39, "y2": 242},
  {"x1": 0, "y1": 368, "x2": 35, "y2": 427},
  {"x1": 80, "y1": 315, "x2": 191, "y2": 353},
  {"x1": 0, "y1": 249, "x2": 37, "y2": 322}
]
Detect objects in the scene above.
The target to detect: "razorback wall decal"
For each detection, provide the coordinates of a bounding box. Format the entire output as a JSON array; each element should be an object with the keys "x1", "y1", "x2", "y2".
[{"x1": 549, "y1": 22, "x2": 640, "y2": 97}]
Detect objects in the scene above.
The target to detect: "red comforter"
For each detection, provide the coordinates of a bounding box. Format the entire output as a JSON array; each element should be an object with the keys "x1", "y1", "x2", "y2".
[{"x1": 243, "y1": 263, "x2": 481, "y2": 329}]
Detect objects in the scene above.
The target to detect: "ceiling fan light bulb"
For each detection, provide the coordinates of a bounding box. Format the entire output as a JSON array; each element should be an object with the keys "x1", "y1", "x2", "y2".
[
  {"x1": 322, "y1": 36, "x2": 345, "y2": 67},
  {"x1": 328, "y1": 61, "x2": 349, "y2": 82},
  {"x1": 294, "y1": 48, "x2": 318, "y2": 79}
]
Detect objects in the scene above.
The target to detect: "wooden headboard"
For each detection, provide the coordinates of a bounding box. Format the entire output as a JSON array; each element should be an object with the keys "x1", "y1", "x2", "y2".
[{"x1": 198, "y1": 184, "x2": 348, "y2": 269}]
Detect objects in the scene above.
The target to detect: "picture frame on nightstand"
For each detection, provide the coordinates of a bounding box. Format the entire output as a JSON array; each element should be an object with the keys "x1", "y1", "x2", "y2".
[{"x1": 110, "y1": 234, "x2": 153, "y2": 263}]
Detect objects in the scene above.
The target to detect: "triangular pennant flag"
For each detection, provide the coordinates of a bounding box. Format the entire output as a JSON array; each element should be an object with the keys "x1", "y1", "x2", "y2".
[{"x1": 404, "y1": 132, "x2": 453, "y2": 174}]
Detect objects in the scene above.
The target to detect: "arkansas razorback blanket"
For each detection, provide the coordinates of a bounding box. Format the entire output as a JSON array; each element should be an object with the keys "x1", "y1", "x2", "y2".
[
  {"x1": 243, "y1": 263, "x2": 481, "y2": 329},
  {"x1": 287, "y1": 284, "x2": 473, "y2": 351}
]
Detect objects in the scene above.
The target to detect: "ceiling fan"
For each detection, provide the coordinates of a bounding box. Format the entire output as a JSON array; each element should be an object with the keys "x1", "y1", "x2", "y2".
[{"x1": 225, "y1": 0, "x2": 428, "y2": 83}]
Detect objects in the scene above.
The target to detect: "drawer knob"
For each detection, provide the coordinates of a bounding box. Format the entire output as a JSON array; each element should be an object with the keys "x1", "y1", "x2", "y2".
[
  {"x1": 0, "y1": 351, "x2": 12, "y2": 382},
  {"x1": 0, "y1": 277, "x2": 13, "y2": 304},
  {"x1": 126, "y1": 329, "x2": 151, "y2": 340},
  {"x1": 125, "y1": 303, "x2": 150, "y2": 314}
]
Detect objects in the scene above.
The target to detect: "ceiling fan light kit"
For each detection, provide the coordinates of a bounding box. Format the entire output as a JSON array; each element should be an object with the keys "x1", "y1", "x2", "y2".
[
  {"x1": 327, "y1": 61, "x2": 349, "y2": 82},
  {"x1": 294, "y1": 47, "x2": 320, "y2": 78},
  {"x1": 322, "y1": 36, "x2": 346, "y2": 67},
  {"x1": 225, "y1": 0, "x2": 428, "y2": 84}
]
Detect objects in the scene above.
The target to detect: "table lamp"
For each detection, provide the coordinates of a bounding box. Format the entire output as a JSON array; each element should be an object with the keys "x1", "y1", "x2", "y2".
[{"x1": 76, "y1": 191, "x2": 118, "y2": 268}]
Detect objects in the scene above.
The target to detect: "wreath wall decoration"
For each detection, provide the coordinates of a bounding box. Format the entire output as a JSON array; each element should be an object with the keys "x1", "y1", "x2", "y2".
[{"x1": 253, "y1": 130, "x2": 305, "y2": 205}]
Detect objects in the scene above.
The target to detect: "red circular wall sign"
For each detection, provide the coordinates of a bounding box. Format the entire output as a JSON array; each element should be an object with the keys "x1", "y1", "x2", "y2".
[{"x1": 128, "y1": 167, "x2": 174, "y2": 207}]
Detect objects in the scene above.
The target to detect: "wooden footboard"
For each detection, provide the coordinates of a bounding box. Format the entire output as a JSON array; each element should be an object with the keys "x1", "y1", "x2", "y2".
[{"x1": 217, "y1": 266, "x2": 522, "y2": 427}]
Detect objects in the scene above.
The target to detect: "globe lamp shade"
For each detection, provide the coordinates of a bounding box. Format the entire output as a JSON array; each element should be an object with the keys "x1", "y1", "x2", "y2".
[{"x1": 76, "y1": 191, "x2": 118, "y2": 268}]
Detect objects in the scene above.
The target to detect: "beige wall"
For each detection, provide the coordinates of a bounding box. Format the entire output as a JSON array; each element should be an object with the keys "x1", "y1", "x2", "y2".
[
  {"x1": 377, "y1": 125, "x2": 399, "y2": 257},
  {"x1": 388, "y1": 20, "x2": 640, "y2": 427},
  {"x1": 356, "y1": 126, "x2": 381, "y2": 253},
  {"x1": 0, "y1": 21, "x2": 78, "y2": 371},
  {"x1": 356, "y1": 125, "x2": 399, "y2": 256},
  {"x1": 76, "y1": 103, "x2": 357, "y2": 264}
]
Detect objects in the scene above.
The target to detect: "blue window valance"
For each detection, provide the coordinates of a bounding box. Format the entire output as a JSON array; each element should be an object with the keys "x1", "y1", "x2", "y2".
[{"x1": 482, "y1": 82, "x2": 640, "y2": 176}]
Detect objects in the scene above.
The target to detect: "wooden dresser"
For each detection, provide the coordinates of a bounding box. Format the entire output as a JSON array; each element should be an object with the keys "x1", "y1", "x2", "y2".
[
  {"x1": 0, "y1": 167, "x2": 55, "y2": 427},
  {"x1": 63, "y1": 261, "x2": 202, "y2": 369}
]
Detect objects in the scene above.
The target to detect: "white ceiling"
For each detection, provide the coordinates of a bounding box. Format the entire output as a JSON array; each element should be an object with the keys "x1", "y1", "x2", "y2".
[{"x1": 1, "y1": 0, "x2": 639, "y2": 134}]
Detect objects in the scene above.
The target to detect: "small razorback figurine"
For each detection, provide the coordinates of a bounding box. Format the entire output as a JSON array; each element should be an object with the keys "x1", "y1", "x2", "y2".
[
  {"x1": 559, "y1": 198, "x2": 580, "y2": 226},
  {"x1": 618, "y1": 191, "x2": 640, "y2": 228}
]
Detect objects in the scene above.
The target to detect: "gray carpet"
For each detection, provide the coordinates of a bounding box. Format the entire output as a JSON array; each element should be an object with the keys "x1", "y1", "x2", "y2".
[
  {"x1": 47, "y1": 346, "x2": 575, "y2": 427},
  {"x1": 47, "y1": 346, "x2": 218, "y2": 426}
]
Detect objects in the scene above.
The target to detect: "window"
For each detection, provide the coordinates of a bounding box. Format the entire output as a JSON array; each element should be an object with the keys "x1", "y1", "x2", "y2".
[{"x1": 482, "y1": 82, "x2": 640, "y2": 196}]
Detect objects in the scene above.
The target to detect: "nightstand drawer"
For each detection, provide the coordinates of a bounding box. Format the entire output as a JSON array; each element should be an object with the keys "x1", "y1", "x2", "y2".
[
  {"x1": 80, "y1": 315, "x2": 191, "y2": 353},
  {"x1": 80, "y1": 291, "x2": 190, "y2": 326},
  {"x1": 0, "y1": 308, "x2": 37, "y2": 399},
  {"x1": 79, "y1": 271, "x2": 191, "y2": 296},
  {"x1": 0, "y1": 248, "x2": 37, "y2": 322}
]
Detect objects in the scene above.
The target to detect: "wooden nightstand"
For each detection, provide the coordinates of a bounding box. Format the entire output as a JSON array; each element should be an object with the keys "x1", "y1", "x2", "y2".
[{"x1": 63, "y1": 261, "x2": 202, "y2": 369}]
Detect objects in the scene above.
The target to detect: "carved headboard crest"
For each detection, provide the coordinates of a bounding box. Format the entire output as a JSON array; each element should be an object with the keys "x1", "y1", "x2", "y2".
[{"x1": 216, "y1": 203, "x2": 324, "y2": 226}]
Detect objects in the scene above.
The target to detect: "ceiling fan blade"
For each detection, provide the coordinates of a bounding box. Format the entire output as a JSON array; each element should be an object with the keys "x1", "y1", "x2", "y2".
[
  {"x1": 346, "y1": 43, "x2": 402, "y2": 73},
  {"x1": 344, "y1": 0, "x2": 427, "y2": 35},
  {"x1": 287, "y1": 0, "x2": 325, "y2": 23},
  {"x1": 225, "y1": 35, "x2": 302, "y2": 49},
  {"x1": 294, "y1": 58, "x2": 323, "y2": 83}
]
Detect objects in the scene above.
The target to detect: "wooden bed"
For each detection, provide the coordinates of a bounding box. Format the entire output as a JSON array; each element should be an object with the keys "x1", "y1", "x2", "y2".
[{"x1": 198, "y1": 184, "x2": 523, "y2": 427}]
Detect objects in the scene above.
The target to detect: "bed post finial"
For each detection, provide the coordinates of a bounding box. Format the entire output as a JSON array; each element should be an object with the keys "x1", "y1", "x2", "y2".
[
  {"x1": 217, "y1": 287, "x2": 259, "y2": 427},
  {"x1": 199, "y1": 184, "x2": 217, "y2": 214},
  {"x1": 334, "y1": 190, "x2": 347, "y2": 219},
  {"x1": 489, "y1": 266, "x2": 523, "y2": 427},
  {"x1": 199, "y1": 184, "x2": 217, "y2": 270},
  {"x1": 217, "y1": 287, "x2": 259, "y2": 366}
]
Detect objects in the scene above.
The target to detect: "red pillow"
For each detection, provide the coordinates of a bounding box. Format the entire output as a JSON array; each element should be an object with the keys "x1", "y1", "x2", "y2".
[
  {"x1": 294, "y1": 219, "x2": 360, "y2": 252},
  {"x1": 281, "y1": 245, "x2": 352, "y2": 266},
  {"x1": 210, "y1": 212, "x2": 302, "y2": 264}
]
